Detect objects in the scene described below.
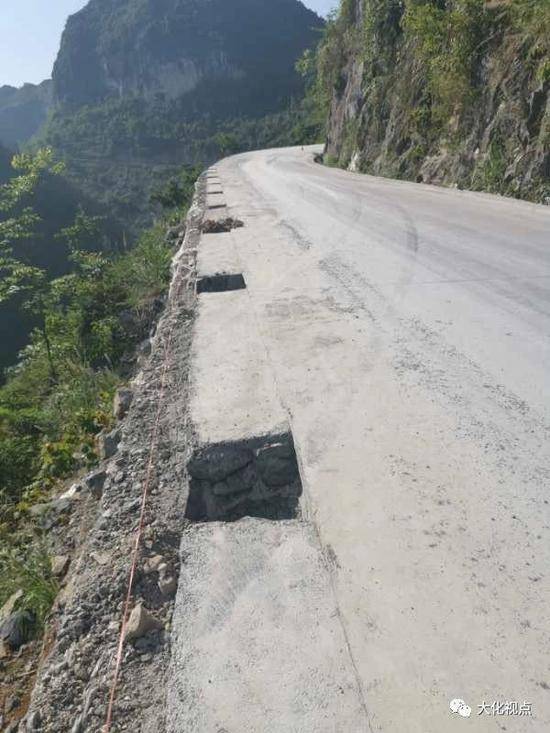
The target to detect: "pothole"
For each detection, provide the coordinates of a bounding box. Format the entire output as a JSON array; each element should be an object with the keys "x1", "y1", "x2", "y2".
[
  {"x1": 197, "y1": 274, "x2": 246, "y2": 294},
  {"x1": 200, "y1": 217, "x2": 244, "y2": 234},
  {"x1": 185, "y1": 432, "x2": 302, "y2": 521}
]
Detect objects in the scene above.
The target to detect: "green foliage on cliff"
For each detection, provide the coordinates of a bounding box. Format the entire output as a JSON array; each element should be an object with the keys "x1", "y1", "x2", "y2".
[
  {"x1": 295, "y1": 7, "x2": 359, "y2": 140},
  {"x1": 403, "y1": 0, "x2": 487, "y2": 122},
  {"x1": 311, "y1": 0, "x2": 549, "y2": 201}
]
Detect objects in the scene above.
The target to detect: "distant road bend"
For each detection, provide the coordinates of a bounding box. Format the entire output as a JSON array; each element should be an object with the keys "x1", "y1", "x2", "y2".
[{"x1": 168, "y1": 147, "x2": 550, "y2": 732}]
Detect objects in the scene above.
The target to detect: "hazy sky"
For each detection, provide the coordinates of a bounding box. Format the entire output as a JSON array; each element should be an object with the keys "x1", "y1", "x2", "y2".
[{"x1": 0, "y1": 0, "x2": 336, "y2": 88}]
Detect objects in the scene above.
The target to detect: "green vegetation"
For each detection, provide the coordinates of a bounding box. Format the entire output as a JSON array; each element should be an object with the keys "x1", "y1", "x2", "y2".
[
  {"x1": 295, "y1": 29, "x2": 338, "y2": 140},
  {"x1": 0, "y1": 149, "x2": 196, "y2": 514},
  {"x1": 0, "y1": 540, "x2": 58, "y2": 631},
  {"x1": 41, "y1": 100, "x2": 321, "y2": 232},
  {"x1": 304, "y1": 8, "x2": 353, "y2": 120},
  {"x1": 0, "y1": 143, "x2": 120, "y2": 373},
  {"x1": 471, "y1": 131, "x2": 507, "y2": 193},
  {"x1": 307, "y1": 0, "x2": 549, "y2": 201},
  {"x1": 403, "y1": 0, "x2": 487, "y2": 123},
  {"x1": 0, "y1": 148, "x2": 199, "y2": 625}
]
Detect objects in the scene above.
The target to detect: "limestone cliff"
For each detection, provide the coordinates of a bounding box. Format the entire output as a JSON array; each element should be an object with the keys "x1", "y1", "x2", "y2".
[
  {"x1": 53, "y1": 0, "x2": 321, "y2": 117},
  {"x1": 322, "y1": 0, "x2": 549, "y2": 202}
]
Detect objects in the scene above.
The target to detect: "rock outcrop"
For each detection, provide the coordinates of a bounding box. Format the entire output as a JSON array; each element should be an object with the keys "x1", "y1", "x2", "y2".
[{"x1": 323, "y1": 0, "x2": 549, "y2": 202}]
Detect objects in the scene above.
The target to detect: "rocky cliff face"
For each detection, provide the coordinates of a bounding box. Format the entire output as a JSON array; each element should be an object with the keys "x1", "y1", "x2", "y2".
[
  {"x1": 53, "y1": 0, "x2": 321, "y2": 117},
  {"x1": 0, "y1": 81, "x2": 53, "y2": 147},
  {"x1": 323, "y1": 0, "x2": 549, "y2": 202}
]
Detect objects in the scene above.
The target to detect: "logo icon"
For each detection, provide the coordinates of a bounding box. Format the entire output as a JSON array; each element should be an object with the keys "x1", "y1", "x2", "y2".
[{"x1": 450, "y1": 698, "x2": 472, "y2": 718}]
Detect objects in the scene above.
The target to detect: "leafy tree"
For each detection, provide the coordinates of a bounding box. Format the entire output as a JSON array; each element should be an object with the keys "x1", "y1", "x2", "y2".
[
  {"x1": 151, "y1": 165, "x2": 203, "y2": 210},
  {"x1": 0, "y1": 149, "x2": 65, "y2": 383},
  {"x1": 214, "y1": 132, "x2": 240, "y2": 157}
]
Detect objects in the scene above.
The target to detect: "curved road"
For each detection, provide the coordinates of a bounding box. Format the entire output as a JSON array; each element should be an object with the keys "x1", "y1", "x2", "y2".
[{"x1": 180, "y1": 147, "x2": 550, "y2": 732}]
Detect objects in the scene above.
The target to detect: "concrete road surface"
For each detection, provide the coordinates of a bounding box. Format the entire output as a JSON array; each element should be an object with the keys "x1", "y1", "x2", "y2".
[{"x1": 170, "y1": 147, "x2": 550, "y2": 732}]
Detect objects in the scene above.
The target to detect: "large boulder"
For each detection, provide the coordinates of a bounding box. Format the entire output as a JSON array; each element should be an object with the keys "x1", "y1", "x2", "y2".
[
  {"x1": 0, "y1": 610, "x2": 35, "y2": 651},
  {"x1": 98, "y1": 428, "x2": 121, "y2": 460},
  {"x1": 113, "y1": 387, "x2": 133, "y2": 420},
  {"x1": 125, "y1": 604, "x2": 163, "y2": 641}
]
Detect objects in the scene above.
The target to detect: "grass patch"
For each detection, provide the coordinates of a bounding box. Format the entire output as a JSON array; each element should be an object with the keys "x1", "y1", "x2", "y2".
[{"x1": 0, "y1": 538, "x2": 58, "y2": 632}]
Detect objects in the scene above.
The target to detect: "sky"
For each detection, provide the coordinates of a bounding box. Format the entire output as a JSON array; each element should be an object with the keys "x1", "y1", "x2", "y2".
[{"x1": 0, "y1": 0, "x2": 337, "y2": 88}]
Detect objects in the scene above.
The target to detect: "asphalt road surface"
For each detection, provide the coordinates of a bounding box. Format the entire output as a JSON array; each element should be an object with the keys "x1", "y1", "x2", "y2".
[{"x1": 170, "y1": 147, "x2": 550, "y2": 732}]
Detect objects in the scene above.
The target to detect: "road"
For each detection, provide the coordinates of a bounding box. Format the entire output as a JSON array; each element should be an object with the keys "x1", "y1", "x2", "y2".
[{"x1": 169, "y1": 146, "x2": 550, "y2": 732}]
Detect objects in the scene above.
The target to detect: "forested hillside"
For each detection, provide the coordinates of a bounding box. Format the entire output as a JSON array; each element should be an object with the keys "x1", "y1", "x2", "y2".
[{"x1": 311, "y1": 0, "x2": 549, "y2": 202}]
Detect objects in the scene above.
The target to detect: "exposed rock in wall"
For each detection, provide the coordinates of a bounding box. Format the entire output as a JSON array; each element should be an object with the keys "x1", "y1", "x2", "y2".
[{"x1": 324, "y1": 0, "x2": 549, "y2": 202}]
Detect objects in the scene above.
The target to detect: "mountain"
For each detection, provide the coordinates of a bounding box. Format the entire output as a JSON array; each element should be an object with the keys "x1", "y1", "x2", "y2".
[
  {"x1": 39, "y1": 0, "x2": 323, "y2": 228},
  {"x1": 319, "y1": 0, "x2": 549, "y2": 202},
  {"x1": 0, "y1": 81, "x2": 53, "y2": 148},
  {"x1": 53, "y1": 0, "x2": 319, "y2": 114}
]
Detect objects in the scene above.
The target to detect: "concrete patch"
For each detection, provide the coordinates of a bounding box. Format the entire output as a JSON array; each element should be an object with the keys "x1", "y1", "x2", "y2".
[
  {"x1": 197, "y1": 231, "x2": 241, "y2": 278},
  {"x1": 190, "y1": 290, "x2": 288, "y2": 446},
  {"x1": 167, "y1": 518, "x2": 368, "y2": 733}
]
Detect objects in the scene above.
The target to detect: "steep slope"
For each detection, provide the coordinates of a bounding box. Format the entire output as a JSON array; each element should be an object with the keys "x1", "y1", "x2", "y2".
[
  {"x1": 41, "y1": 0, "x2": 323, "y2": 228},
  {"x1": 0, "y1": 81, "x2": 53, "y2": 148},
  {"x1": 321, "y1": 0, "x2": 549, "y2": 202}
]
